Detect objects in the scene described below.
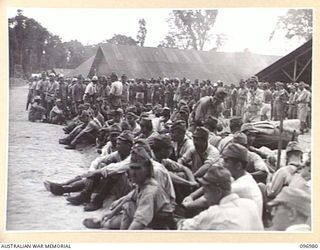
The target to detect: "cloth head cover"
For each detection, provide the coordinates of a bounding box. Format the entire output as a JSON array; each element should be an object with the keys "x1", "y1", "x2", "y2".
[
  {"x1": 221, "y1": 143, "x2": 248, "y2": 163},
  {"x1": 149, "y1": 134, "x2": 172, "y2": 149},
  {"x1": 198, "y1": 165, "x2": 232, "y2": 190},
  {"x1": 171, "y1": 120, "x2": 187, "y2": 132},
  {"x1": 286, "y1": 141, "x2": 303, "y2": 154},
  {"x1": 109, "y1": 124, "x2": 122, "y2": 135},
  {"x1": 268, "y1": 187, "x2": 311, "y2": 217},
  {"x1": 232, "y1": 132, "x2": 248, "y2": 146},
  {"x1": 193, "y1": 127, "x2": 209, "y2": 140},
  {"x1": 117, "y1": 130, "x2": 134, "y2": 143}
]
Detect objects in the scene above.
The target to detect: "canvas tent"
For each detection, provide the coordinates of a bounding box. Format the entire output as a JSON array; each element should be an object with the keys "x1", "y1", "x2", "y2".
[
  {"x1": 256, "y1": 39, "x2": 312, "y2": 85},
  {"x1": 67, "y1": 44, "x2": 280, "y2": 84},
  {"x1": 66, "y1": 56, "x2": 95, "y2": 78},
  {"x1": 52, "y1": 68, "x2": 72, "y2": 76}
]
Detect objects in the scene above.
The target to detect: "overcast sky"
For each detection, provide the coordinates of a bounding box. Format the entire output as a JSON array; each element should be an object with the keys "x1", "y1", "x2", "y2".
[{"x1": 7, "y1": 8, "x2": 308, "y2": 56}]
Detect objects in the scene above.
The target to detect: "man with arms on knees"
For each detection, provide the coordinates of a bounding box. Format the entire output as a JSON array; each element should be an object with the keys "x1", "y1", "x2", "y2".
[{"x1": 178, "y1": 166, "x2": 263, "y2": 230}]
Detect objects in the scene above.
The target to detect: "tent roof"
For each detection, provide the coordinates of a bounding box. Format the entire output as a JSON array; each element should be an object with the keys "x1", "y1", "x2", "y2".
[
  {"x1": 256, "y1": 39, "x2": 312, "y2": 84},
  {"x1": 68, "y1": 44, "x2": 280, "y2": 83},
  {"x1": 52, "y1": 68, "x2": 72, "y2": 76},
  {"x1": 65, "y1": 56, "x2": 95, "y2": 78}
]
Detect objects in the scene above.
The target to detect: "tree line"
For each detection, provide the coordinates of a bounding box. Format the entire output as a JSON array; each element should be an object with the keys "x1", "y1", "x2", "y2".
[{"x1": 9, "y1": 9, "x2": 312, "y2": 78}]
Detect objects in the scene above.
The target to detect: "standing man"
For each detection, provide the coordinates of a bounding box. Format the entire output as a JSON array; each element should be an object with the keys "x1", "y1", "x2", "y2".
[
  {"x1": 261, "y1": 82, "x2": 272, "y2": 121},
  {"x1": 296, "y1": 82, "x2": 311, "y2": 134},
  {"x1": 287, "y1": 85, "x2": 299, "y2": 119},
  {"x1": 83, "y1": 76, "x2": 98, "y2": 105},
  {"x1": 35, "y1": 72, "x2": 49, "y2": 108},
  {"x1": 236, "y1": 79, "x2": 248, "y2": 117},
  {"x1": 57, "y1": 75, "x2": 68, "y2": 116},
  {"x1": 272, "y1": 82, "x2": 288, "y2": 121},
  {"x1": 71, "y1": 77, "x2": 85, "y2": 115},
  {"x1": 45, "y1": 73, "x2": 60, "y2": 119},
  {"x1": 121, "y1": 74, "x2": 129, "y2": 106},
  {"x1": 109, "y1": 73, "x2": 123, "y2": 109},
  {"x1": 243, "y1": 76, "x2": 264, "y2": 123}
]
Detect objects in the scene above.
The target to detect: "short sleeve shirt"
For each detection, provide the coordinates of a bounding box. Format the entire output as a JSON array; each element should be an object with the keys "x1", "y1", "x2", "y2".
[{"x1": 132, "y1": 179, "x2": 173, "y2": 226}]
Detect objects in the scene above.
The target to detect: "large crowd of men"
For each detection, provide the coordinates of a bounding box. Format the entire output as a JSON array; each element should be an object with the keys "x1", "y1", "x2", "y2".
[{"x1": 25, "y1": 71, "x2": 311, "y2": 231}]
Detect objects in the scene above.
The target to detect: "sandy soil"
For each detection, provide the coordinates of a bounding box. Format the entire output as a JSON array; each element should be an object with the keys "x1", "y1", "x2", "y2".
[
  {"x1": 6, "y1": 84, "x2": 107, "y2": 231},
  {"x1": 6, "y1": 83, "x2": 311, "y2": 231}
]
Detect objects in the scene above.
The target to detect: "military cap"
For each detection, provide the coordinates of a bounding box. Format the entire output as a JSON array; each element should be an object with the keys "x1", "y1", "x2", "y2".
[
  {"x1": 84, "y1": 78, "x2": 90, "y2": 82},
  {"x1": 178, "y1": 99, "x2": 188, "y2": 106},
  {"x1": 117, "y1": 130, "x2": 134, "y2": 143},
  {"x1": 232, "y1": 132, "x2": 248, "y2": 146},
  {"x1": 132, "y1": 144, "x2": 151, "y2": 160},
  {"x1": 126, "y1": 106, "x2": 137, "y2": 114},
  {"x1": 91, "y1": 76, "x2": 98, "y2": 81},
  {"x1": 114, "y1": 108, "x2": 124, "y2": 115},
  {"x1": 139, "y1": 117, "x2": 153, "y2": 127},
  {"x1": 221, "y1": 143, "x2": 248, "y2": 163},
  {"x1": 133, "y1": 139, "x2": 153, "y2": 156},
  {"x1": 268, "y1": 187, "x2": 311, "y2": 217},
  {"x1": 55, "y1": 99, "x2": 62, "y2": 103},
  {"x1": 193, "y1": 127, "x2": 209, "y2": 140},
  {"x1": 49, "y1": 73, "x2": 55, "y2": 77},
  {"x1": 205, "y1": 116, "x2": 219, "y2": 127},
  {"x1": 171, "y1": 120, "x2": 187, "y2": 132},
  {"x1": 109, "y1": 124, "x2": 122, "y2": 135},
  {"x1": 286, "y1": 141, "x2": 303, "y2": 154},
  {"x1": 230, "y1": 116, "x2": 243, "y2": 126},
  {"x1": 34, "y1": 95, "x2": 41, "y2": 101},
  {"x1": 72, "y1": 78, "x2": 78, "y2": 82},
  {"x1": 198, "y1": 165, "x2": 232, "y2": 190},
  {"x1": 179, "y1": 105, "x2": 190, "y2": 115},
  {"x1": 150, "y1": 134, "x2": 172, "y2": 149},
  {"x1": 161, "y1": 107, "x2": 171, "y2": 117}
]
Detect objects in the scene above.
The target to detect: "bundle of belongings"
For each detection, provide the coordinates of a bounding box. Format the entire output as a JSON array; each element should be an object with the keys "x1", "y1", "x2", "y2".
[{"x1": 241, "y1": 119, "x2": 301, "y2": 150}]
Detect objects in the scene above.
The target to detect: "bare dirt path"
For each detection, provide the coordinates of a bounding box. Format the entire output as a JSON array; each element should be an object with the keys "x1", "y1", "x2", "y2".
[{"x1": 7, "y1": 84, "x2": 106, "y2": 231}]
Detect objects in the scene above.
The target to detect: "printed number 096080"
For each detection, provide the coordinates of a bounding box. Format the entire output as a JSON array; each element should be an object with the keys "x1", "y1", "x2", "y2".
[{"x1": 300, "y1": 244, "x2": 318, "y2": 248}]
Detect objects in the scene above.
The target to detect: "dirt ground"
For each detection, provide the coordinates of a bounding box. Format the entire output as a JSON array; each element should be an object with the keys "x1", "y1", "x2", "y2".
[
  {"x1": 6, "y1": 83, "x2": 312, "y2": 231},
  {"x1": 6, "y1": 84, "x2": 108, "y2": 231}
]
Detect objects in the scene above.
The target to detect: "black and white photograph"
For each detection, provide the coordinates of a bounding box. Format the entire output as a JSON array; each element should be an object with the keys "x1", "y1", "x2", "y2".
[{"x1": 6, "y1": 7, "x2": 312, "y2": 233}]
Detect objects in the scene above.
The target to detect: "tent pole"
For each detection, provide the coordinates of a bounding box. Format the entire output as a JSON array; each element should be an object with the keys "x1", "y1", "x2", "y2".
[{"x1": 276, "y1": 98, "x2": 284, "y2": 170}]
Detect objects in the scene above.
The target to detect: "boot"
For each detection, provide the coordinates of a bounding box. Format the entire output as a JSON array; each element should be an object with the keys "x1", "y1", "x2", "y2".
[
  {"x1": 66, "y1": 192, "x2": 91, "y2": 205},
  {"x1": 44, "y1": 181, "x2": 65, "y2": 196},
  {"x1": 44, "y1": 181, "x2": 84, "y2": 196},
  {"x1": 84, "y1": 195, "x2": 103, "y2": 212},
  {"x1": 65, "y1": 144, "x2": 76, "y2": 149},
  {"x1": 59, "y1": 138, "x2": 70, "y2": 145}
]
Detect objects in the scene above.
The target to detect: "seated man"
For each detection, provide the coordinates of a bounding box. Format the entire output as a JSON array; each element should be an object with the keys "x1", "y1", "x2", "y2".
[
  {"x1": 44, "y1": 130, "x2": 133, "y2": 199},
  {"x1": 84, "y1": 145, "x2": 175, "y2": 230},
  {"x1": 232, "y1": 132, "x2": 270, "y2": 184},
  {"x1": 63, "y1": 104, "x2": 86, "y2": 134},
  {"x1": 61, "y1": 108, "x2": 105, "y2": 150},
  {"x1": 49, "y1": 99, "x2": 66, "y2": 125},
  {"x1": 178, "y1": 166, "x2": 263, "y2": 230},
  {"x1": 265, "y1": 141, "x2": 303, "y2": 199},
  {"x1": 268, "y1": 187, "x2": 311, "y2": 231},
  {"x1": 182, "y1": 143, "x2": 263, "y2": 218},
  {"x1": 28, "y1": 96, "x2": 46, "y2": 122},
  {"x1": 66, "y1": 130, "x2": 134, "y2": 211}
]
